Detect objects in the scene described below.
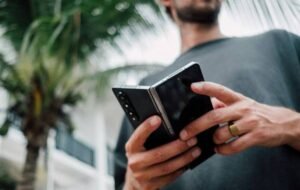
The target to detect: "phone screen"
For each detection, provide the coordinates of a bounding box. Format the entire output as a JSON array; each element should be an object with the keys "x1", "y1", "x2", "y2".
[{"x1": 155, "y1": 64, "x2": 214, "y2": 135}]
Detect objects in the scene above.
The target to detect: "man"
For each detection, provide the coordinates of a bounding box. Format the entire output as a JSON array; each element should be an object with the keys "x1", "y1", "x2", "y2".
[{"x1": 114, "y1": 0, "x2": 300, "y2": 189}]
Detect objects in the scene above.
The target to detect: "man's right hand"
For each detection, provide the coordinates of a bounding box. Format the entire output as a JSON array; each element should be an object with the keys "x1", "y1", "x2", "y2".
[{"x1": 124, "y1": 116, "x2": 201, "y2": 190}]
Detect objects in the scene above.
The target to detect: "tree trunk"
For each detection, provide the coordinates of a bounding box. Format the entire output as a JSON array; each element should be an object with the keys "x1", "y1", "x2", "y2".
[{"x1": 16, "y1": 143, "x2": 40, "y2": 190}]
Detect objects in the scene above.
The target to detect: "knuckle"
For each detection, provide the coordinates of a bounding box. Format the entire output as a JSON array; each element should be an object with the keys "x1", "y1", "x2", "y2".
[
  {"x1": 128, "y1": 158, "x2": 140, "y2": 171},
  {"x1": 247, "y1": 98, "x2": 257, "y2": 106},
  {"x1": 246, "y1": 115, "x2": 259, "y2": 127},
  {"x1": 183, "y1": 150, "x2": 196, "y2": 163},
  {"x1": 134, "y1": 172, "x2": 147, "y2": 182},
  {"x1": 125, "y1": 142, "x2": 133, "y2": 153},
  {"x1": 153, "y1": 150, "x2": 166, "y2": 161},
  {"x1": 214, "y1": 129, "x2": 224, "y2": 143},
  {"x1": 228, "y1": 142, "x2": 241, "y2": 153},
  {"x1": 253, "y1": 129, "x2": 268, "y2": 140},
  {"x1": 241, "y1": 106, "x2": 252, "y2": 115},
  {"x1": 242, "y1": 100, "x2": 257, "y2": 113},
  {"x1": 187, "y1": 152, "x2": 196, "y2": 162},
  {"x1": 236, "y1": 92, "x2": 245, "y2": 100},
  {"x1": 160, "y1": 164, "x2": 172, "y2": 174},
  {"x1": 207, "y1": 110, "x2": 222, "y2": 123},
  {"x1": 175, "y1": 140, "x2": 189, "y2": 150}
]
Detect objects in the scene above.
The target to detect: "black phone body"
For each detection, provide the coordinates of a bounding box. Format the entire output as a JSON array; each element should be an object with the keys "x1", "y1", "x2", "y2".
[
  {"x1": 113, "y1": 62, "x2": 218, "y2": 168},
  {"x1": 113, "y1": 87, "x2": 175, "y2": 149}
]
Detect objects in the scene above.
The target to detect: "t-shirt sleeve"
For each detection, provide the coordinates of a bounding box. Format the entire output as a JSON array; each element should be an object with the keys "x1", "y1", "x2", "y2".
[{"x1": 113, "y1": 117, "x2": 134, "y2": 190}]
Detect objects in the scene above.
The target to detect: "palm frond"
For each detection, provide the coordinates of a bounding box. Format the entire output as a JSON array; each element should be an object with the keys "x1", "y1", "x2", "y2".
[
  {"x1": 89, "y1": 63, "x2": 165, "y2": 96},
  {"x1": 0, "y1": 0, "x2": 32, "y2": 50},
  {"x1": 0, "y1": 53, "x2": 28, "y2": 98},
  {"x1": 0, "y1": 53, "x2": 7, "y2": 76},
  {"x1": 0, "y1": 117, "x2": 10, "y2": 136},
  {"x1": 0, "y1": 0, "x2": 162, "y2": 58},
  {"x1": 224, "y1": 0, "x2": 300, "y2": 35}
]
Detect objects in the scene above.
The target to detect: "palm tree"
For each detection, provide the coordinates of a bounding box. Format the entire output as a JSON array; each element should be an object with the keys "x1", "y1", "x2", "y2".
[
  {"x1": 224, "y1": 0, "x2": 300, "y2": 35},
  {"x1": 0, "y1": 0, "x2": 162, "y2": 189}
]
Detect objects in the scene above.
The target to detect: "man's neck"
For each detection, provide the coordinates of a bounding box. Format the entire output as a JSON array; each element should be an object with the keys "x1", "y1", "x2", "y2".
[{"x1": 178, "y1": 22, "x2": 224, "y2": 53}]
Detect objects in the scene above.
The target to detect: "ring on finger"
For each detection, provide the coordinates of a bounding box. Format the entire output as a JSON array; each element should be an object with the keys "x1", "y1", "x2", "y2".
[{"x1": 228, "y1": 122, "x2": 240, "y2": 137}]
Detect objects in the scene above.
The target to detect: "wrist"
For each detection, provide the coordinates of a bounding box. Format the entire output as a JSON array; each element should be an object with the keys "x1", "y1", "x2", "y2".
[
  {"x1": 124, "y1": 169, "x2": 137, "y2": 190},
  {"x1": 287, "y1": 112, "x2": 300, "y2": 151},
  {"x1": 123, "y1": 182, "x2": 135, "y2": 190}
]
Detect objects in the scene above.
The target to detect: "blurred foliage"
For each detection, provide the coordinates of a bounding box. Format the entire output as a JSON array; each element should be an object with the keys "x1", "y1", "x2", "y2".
[
  {"x1": 0, "y1": 0, "x2": 160, "y2": 58},
  {"x1": 0, "y1": 0, "x2": 163, "y2": 189},
  {"x1": 0, "y1": 0, "x2": 163, "y2": 140},
  {"x1": 0, "y1": 162, "x2": 16, "y2": 190}
]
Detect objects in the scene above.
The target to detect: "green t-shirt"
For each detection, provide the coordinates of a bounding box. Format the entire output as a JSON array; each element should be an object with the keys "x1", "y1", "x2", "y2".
[{"x1": 114, "y1": 30, "x2": 300, "y2": 190}]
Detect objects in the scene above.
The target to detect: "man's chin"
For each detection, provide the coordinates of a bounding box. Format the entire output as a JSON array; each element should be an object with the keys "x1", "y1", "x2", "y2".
[
  {"x1": 174, "y1": 0, "x2": 221, "y2": 24},
  {"x1": 176, "y1": 7, "x2": 221, "y2": 24}
]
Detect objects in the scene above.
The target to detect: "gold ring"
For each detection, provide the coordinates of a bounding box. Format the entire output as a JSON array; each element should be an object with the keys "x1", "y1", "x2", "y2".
[{"x1": 228, "y1": 122, "x2": 240, "y2": 137}]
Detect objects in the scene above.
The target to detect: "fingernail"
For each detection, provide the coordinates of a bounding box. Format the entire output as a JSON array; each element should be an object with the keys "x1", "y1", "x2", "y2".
[
  {"x1": 150, "y1": 116, "x2": 160, "y2": 127},
  {"x1": 192, "y1": 148, "x2": 201, "y2": 158},
  {"x1": 191, "y1": 82, "x2": 204, "y2": 89},
  {"x1": 180, "y1": 130, "x2": 188, "y2": 140},
  {"x1": 187, "y1": 138, "x2": 197, "y2": 147}
]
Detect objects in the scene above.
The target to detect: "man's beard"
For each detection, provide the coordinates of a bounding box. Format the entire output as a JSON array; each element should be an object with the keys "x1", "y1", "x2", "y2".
[{"x1": 175, "y1": 4, "x2": 221, "y2": 24}]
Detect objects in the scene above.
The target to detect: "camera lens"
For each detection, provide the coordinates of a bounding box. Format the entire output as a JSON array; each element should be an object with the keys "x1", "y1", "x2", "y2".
[
  {"x1": 116, "y1": 90, "x2": 140, "y2": 122},
  {"x1": 118, "y1": 91, "x2": 127, "y2": 101},
  {"x1": 131, "y1": 114, "x2": 139, "y2": 122}
]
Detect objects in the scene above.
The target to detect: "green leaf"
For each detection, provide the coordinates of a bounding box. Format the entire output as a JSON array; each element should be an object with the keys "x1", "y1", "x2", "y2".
[
  {"x1": 89, "y1": 63, "x2": 164, "y2": 96},
  {"x1": 0, "y1": 118, "x2": 11, "y2": 136},
  {"x1": 63, "y1": 92, "x2": 83, "y2": 106},
  {"x1": 57, "y1": 112, "x2": 75, "y2": 134}
]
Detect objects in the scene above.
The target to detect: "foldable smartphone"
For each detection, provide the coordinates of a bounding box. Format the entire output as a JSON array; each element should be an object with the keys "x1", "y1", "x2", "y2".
[{"x1": 112, "y1": 62, "x2": 218, "y2": 168}]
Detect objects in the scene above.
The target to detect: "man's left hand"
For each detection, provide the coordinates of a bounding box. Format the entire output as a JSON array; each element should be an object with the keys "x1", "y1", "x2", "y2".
[{"x1": 179, "y1": 82, "x2": 300, "y2": 155}]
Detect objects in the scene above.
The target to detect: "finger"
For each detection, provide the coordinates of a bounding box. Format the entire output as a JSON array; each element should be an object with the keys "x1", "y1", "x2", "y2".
[
  {"x1": 126, "y1": 116, "x2": 161, "y2": 154},
  {"x1": 215, "y1": 132, "x2": 260, "y2": 155},
  {"x1": 136, "y1": 147, "x2": 201, "y2": 181},
  {"x1": 191, "y1": 82, "x2": 244, "y2": 105},
  {"x1": 180, "y1": 104, "x2": 243, "y2": 141},
  {"x1": 214, "y1": 117, "x2": 257, "y2": 145},
  {"x1": 129, "y1": 138, "x2": 198, "y2": 170},
  {"x1": 211, "y1": 97, "x2": 226, "y2": 109},
  {"x1": 151, "y1": 169, "x2": 185, "y2": 189}
]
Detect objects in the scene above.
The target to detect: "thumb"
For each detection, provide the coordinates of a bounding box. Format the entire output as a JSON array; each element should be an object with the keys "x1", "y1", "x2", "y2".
[{"x1": 125, "y1": 116, "x2": 161, "y2": 153}]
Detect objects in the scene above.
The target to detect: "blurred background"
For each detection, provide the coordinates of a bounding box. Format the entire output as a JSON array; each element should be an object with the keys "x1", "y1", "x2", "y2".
[{"x1": 0, "y1": 0, "x2": 299, "y2": 190}]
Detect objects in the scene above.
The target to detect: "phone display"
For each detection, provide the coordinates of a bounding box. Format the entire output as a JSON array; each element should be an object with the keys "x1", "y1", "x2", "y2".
[
  {"x1": 113, "y1": 62, "x2": 218, "y2": 168},
  {"x1": 153, "y1": 64, "x2": 214, "y2": 135}
]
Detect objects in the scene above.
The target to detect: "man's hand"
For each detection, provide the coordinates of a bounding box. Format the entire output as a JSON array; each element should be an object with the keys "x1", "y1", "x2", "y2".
[
  {"x1": 179, "y1": 82, "x2": 300, "y2": 155},
  {"x1": 124, "y1": 116, "x2": 201, "y2": 190}
]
